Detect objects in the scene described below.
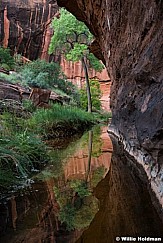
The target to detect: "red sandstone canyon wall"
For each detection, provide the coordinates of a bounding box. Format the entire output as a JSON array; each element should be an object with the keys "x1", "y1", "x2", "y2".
[
  {"x1": 60, "y1": 57, "x2": 111, "y2": 111},
  {"x1": 0, "y1": 0, "x2": 58, "y2": 60}
]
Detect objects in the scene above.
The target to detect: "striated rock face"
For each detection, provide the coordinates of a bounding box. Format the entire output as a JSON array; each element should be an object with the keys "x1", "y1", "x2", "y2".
[
  {"x1": 0, "y1": 0, "x2": 58, "y2": 60},
  {"x1": 60, "y1": 57, "x2": 111, "y2": 111},
  {"x1": 57, "y1": 0, "x2": 163, "y2": 206}
]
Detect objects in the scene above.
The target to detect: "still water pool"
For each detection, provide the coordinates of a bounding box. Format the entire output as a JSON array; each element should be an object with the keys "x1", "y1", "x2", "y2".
[{"x1": 0, "y1": 126, "x2": 163, "y2": 242}]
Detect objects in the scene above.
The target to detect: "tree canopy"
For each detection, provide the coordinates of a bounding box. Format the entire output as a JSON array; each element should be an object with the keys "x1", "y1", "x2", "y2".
[{"x1": 49, "y1": 8, "x2": 104, "y2": 72}]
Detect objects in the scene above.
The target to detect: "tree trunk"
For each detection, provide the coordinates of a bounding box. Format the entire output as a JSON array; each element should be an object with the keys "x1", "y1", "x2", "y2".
[{"x1": 81, "y1": 56, "x2": 92, "y2": 113}]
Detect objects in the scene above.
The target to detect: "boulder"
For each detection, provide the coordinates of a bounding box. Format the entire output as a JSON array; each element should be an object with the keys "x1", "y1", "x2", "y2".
[
  {"x1": 0, "y1": 80, "x2": 21, "y2": 101},
  {"x1": 29, "y1": 87, "x2": 51, "y2": 107}
]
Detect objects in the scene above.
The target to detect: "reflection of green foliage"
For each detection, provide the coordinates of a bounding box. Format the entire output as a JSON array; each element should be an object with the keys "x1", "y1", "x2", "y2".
[
  {"x1": 92, "y1": 126, "x2": 102, "y2": 157},
  {"x1": 54, "y1": 178, "x2": 98, "y2": 231},
  {"x1": 81, "y1": 126, "x2": 102, "y2": 157},
  {"x1": 37, "y1": 135, "x2": 84, "y2": 180},
  {"x1": 59, "y1": 204, "x2": 76, "y2": 231},
  {"x1": 59, "y1": 196, "x2": 98, "y2": 231},
  {"x1": 70, "y1": 180, "x2": 91, "y2": 198},
  {"x1": 80, "y1": 79, "x2": 102, "y2": 111},
  {"x1": 91, "y1": 166, "x2": 106, "y2": 188},
  {"x1": 73, "y1": 198, "x2": 98, "y2": 229}
]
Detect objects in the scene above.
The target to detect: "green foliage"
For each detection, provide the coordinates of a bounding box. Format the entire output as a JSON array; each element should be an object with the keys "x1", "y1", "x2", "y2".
[
  {"x1": 91, "y1": 126, "x2": 103, "y2": 157},
  {"x1": 19, "y1": 59, "x2": 79, "y2": 102},
  {"x1": 20, "y1": 59, "x2": 61, "y2": 89},
  {"x1": 69, "y1": 180, "x2": 91, "y2": 198},
  {"x1": 0, "y1": 47, "x2": 15, "y2": 70},
  {"x1": 22, "y1": 99, "x2": 36, "y2": 113},
  {"x1": 59, "y1": 204, "x2": 76, "y2": 230},
  {"x1": 80, "y1": 79, "x2": 102, "y2": 111},
  {"x1": 28, "y1": 104, "x2": 95, "y2": 138},
  {"x1": 66, "y1": 43, "x2": 88, "y2": 62},
  {"x1": 0, "y1": 112, "x2": 49, "y2": 188},
  {"x1": 54, "y1": 177, "x2": 98, "y2": 230},
  {"x1": 0, "y1": 72, "x2": 22, "y2": 84},
  {"x1": 0, "y1": 169, "x2": 16, "y2": 188},
  {"x1": 91, "y1": 166, "x2": 106, "y2": 188},
  {"x1": 80, "y1": 125, "x2": 102, "y2": 158},
  {"x1": 49, "y1": 9, "x2": 92, "y2": 55},
  {"x1": 88, "y1": 53, "x2": 104, "y2": 72},
  {"x1": 93, "y1": 111, "x2": 112, "y2": 123},
  {"x1": 49, "y1": 9, "x2": 104, "y2": 71}
]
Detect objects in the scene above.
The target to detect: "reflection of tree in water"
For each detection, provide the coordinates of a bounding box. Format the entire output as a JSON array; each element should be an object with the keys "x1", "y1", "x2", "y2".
[
  {"x1": 81, "y1": 126, "x2": 103, "y2": 158},
  {"x1": 53, "y1": 127, "x2": 106, "y2": 231},
  {"x1": 54, "y1": 179, "x2": 98, "y2": 231}
]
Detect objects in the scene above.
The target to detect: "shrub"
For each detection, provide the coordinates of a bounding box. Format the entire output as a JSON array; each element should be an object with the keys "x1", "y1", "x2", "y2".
[
  {"x1": 0, "y1": 47, "x2": 15, "y2": 70},
  {"x1": 20, "y1": 59, "x2": 80, "y2": 103}
]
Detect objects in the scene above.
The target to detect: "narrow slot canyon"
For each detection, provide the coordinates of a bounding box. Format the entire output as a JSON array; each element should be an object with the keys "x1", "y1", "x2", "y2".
[{"x1": 0, "y1": 0, "x2": 163, "y2": 242}]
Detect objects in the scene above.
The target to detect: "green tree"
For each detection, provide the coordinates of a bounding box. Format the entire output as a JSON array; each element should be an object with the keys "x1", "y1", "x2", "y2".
[
  {"x1": 49, "y1": 8, "x2": 104, "y2": 113},
  {"x1": 0, "y1": 47, "x2": 15, "y2": 70}
]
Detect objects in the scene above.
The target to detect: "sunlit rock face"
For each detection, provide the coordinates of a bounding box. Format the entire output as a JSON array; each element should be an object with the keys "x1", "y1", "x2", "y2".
[
  {"x1": 57, "y1": 0, "x2": 163, "y2": 205},
  {"x1": 60, "y1": 57, "x2": 111, "y2": 111},
  {"x1": 0, "y1": 0, "x2": 58, "y2": 60}
]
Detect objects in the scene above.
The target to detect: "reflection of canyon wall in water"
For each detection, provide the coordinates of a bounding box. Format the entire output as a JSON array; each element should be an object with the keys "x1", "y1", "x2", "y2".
[
  {"x1": 0, "y1": 180, "x2": 57, "y2": 243},
  {"x1": 64, "y1": 127, "x2": 113, "y2": 181},
  {"x1": 77, "y1": 137, "x2": 163, "y2": 243},
  {"x1": 0, "y1": 127, "x2": 112, "y2": 243},
  {"x1": 0, "y1": 178, "x2": 83, "y2": 243}
]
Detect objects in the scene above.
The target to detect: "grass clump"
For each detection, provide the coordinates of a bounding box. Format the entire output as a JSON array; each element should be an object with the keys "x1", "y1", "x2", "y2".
[
  {"x1": 28, "y1": 104, "x2": 95, "y2": 139},
  {"x1": 0, "y1": 113, "x2": 49, "y2": 189},
  {"x1": 93, "y1": 111, "x2": 112, "y2": 124}
]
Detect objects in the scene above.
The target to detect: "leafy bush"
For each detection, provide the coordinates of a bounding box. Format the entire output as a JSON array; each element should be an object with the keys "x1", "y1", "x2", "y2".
[
  {"x1": 0, "y1": 47, "x2": 15, "y2": 70},
  {"x1": 80, "y1": 79, "x2": 102, "y2": 111},
  {"x1": 20, "y1": 59, "x2": 80, "y2": 103}
]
